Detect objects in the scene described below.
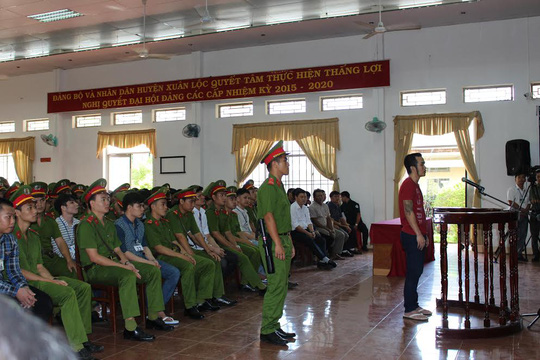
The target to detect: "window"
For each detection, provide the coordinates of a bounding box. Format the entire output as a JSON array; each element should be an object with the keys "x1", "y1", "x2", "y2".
[
  {"x1": 267, "y1": 99, "x2": 306, "y2": 115},
  {"x1": 463, "y1": 85, "x2": 513, "y2": 103},
  {"x1": 74, "y1": 114, "x2": 102, "y2": 128},
  {"x1": 246, "y1": 141, "x2": 333, "y2": 195},
  {"x1": 321, "y1": 95, "x2": 363, "y2": 111},
  {"x1": 25, "y1": 118, "x2": 49, "y2": 131},
  {"x1": 532, "y1": 83, "x2": 540, "y2": 100},
  {"x1": 113, "y1": 111, "x2": 142, "y2": 125},
  {"x1": 154, "y1": 108, "x2": 186, "y2": 122},
  {"x1": 0, "y1": 122, "x2": 15, "y2": 133},
  {"x1": 400, "y1": 89, "x2": 446, "y2": 106},
  {"x1": 106, "y1": 145, "x2": 153, "y2": 190},
  {"x1": 218, "y1": 102, "x2": 253, "y2": 118},
  {"x1": 0, "y1": 154, "x2": 19, "y2": 184}
]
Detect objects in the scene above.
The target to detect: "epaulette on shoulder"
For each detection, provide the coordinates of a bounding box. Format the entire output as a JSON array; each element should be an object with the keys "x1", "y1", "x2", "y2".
[
  {"x1": 45, "y1": 212, "x2": 55, "y2": 220},
  {"x1": 28, "y1": 228, "x2": 39, "y2": 235},
  {"x1": 173, "y1": 210, "x2": 179, "y2": 215},
  {"x1": 86, "y1": 215, "x2": 94, "y2": 223},
  {"x1": 15, "y1": 230, "x2": 22, "y2": 239},
  {"x1": 268, "y1": 178, "x2": 275, "y2": 185}
]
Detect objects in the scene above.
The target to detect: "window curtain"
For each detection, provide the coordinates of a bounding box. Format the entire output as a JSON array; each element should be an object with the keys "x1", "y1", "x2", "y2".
[
  {"x1": 232, "y1": 118, "x2": 340, "y2": 189},
  {"x1": 0, "y1": 136, "x2": 34, "y2": 184},
  {"x1": 96, "y1": 129, "x2": 156, "y2": 158},
  {"x1": 393, "y1": 111, "x2": 484, "y2": 218}
]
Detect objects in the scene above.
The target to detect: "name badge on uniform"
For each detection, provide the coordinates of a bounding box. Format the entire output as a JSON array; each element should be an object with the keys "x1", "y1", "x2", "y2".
[
  {"x1": 134, "y1": 243, "x2": 144, "y2": 252},
  {"x1": 0, "y1": 259, "x2": 4, "y2": 271}
]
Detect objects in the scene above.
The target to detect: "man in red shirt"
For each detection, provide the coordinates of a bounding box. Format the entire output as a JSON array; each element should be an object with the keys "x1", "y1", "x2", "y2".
[{"x1": 399, "y1": 153, "x2": 432, "y2": 321}]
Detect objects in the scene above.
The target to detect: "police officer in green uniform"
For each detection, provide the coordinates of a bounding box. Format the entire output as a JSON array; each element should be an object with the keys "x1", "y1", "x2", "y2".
[
  {"x1": 258, "y1": 141, "x2": 297, "y2": 345},
  {"x1": 243, "y1": 180, "x2": 259, "y2": 234},
  {"x1": 204, "y1": 181, "x2": 266, "y2": 293},
  {"x1": 166, "y1": 187, "x2": 236, "y2": 307},
  {"x1": 107, "y1": 183, "x2": 130, "y2": 221},
  {"x1": 224, "y1": 186, "x2": 263, "y2": 275},
  {"x1": 30, "y1": 182, "x2": 78, "y2": 279},
  {"x1": 143, "y1": 187, "x2": 209, "y2": 319},
  {"x1": 11, "y1": 185, "x2": 101, "y2": 360},
  {"x1": 77, "y1": 179, "x2": 170, "y2": 342}
]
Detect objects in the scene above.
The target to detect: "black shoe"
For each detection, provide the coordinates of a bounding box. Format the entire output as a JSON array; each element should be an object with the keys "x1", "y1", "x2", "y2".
[
  {"x1": 317, "y1": 261, "x2": 332, "y2": 270},
  {"x1": 340, "y1": 250, "x2": 354, "y2": 257},
  {"x1": 123, "y1": 327, "x2": 155, "y2": 342},
  {"x1": 184, "y1": 307, "x2": 205, "y2": 319},
  {"x1": 240, "y1": 284, "x2": 258, "y2": 292},
  {"x1": 146, "y1": 317, "x2": 174, "y2": 331},
  {"x1": 532, "y1": 256, "x2": 540, "y2": 262},
  {"x1": 198, "y1": 300, "x2": 220, "y2": 312},
  {"x1": 259, "y1": 287, "x2": 267, "y2": 296},
  {"x1": 349, "y1": 248, "x2": 362, "y2": 255},
  {"x1": 91, "y1": 311, "x2": 105, "y2": 323},
  {"x1": 214, "y1": 296, "x2": 237, "y2": 306},
  {"x1": 518, "y1": 255, "x2": 528, "y2": 262},
  {"x1": 362, "y1": 246, "x2": 369, "y2": 252},
  {"x1": 77, "y1": 347, "x2": 97, "y2": 360},
  {"x1": 276, "y1": 328, "x2": 296, "y2": 338},
  {"x1": 260, "y1": 331, "x2": 288, "y2": 346},
  {"x1": 288, "y1": 281, "x2": 298, "y2": 289},
  {"x1": 327, "y1": 259, "x2": 337, "y2": 268},
  {"x1": 83, "y1": 341, "x2": 104, "y2": 353}
]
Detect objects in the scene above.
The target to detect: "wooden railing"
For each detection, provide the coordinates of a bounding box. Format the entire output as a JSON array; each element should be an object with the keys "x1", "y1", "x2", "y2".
[{"x1": 433, "y1": 208, "x2": 522, "y2": 339}]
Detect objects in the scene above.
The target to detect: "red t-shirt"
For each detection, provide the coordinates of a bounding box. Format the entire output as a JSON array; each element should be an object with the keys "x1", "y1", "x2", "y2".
[{"x1": 399, "y1": 177, "x2": 426, "y2": 236}]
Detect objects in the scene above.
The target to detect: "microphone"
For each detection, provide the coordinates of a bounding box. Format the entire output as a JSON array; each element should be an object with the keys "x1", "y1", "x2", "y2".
[{"x1": 461, "y1": 177, "x2": 485, "y2": 193}]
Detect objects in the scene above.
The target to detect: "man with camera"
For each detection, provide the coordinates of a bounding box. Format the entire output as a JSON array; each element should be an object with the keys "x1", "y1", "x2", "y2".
[
  {"x1": 507, "y1": 173, "x2": 530, "y2": 262},
  {"x1": 529, "y1": 170, "x2": 540, "y2": 262}
]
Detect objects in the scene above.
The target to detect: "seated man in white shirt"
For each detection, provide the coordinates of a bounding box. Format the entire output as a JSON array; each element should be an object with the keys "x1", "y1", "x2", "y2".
[
  {"x1": 233, "y1": 188, "x2": 257, "y2": 245},
  {"x1": 290, "y1": 188, "x2": 336, "y2": 270},
  {"x1": 192, "y1": 186, "x2": 239, "y2": 277}
]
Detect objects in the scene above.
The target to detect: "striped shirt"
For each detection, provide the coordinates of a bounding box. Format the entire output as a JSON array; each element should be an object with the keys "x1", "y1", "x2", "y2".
[{"x1": 54, "y1": 216, "x2": 80, "y2": 259}]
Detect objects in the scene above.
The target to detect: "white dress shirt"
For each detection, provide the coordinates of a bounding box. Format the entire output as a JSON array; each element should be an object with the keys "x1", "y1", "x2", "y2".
[
  {"x1": 290, "y1": 201, "x2": 312, "y2": 231},
  {"x1": 233, "y1": 206, "x2": 252, "y2": 233}
]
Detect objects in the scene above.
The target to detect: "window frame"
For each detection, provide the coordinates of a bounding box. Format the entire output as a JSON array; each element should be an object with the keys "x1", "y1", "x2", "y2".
[
  {"x1": 400, "y1": 89, "x2": 447, "y2": 107},
  {"x1": 153, "y1": 107, "x2": 187, "y2": 123},
  {"x1": 320, "y1": 94, "x2": 363, "y2": 111},
  {"x1": 25, "y1": 118, "x2": 49, "y2": 132},
  {"x1": 217, "y1": 102, "x2": 254, "y2": 118},
  {"x1": 531, "y1": 82, "x2": 540, "y2": 100},
  {"x1": 0, "y1": 121, "x2": 15, "y2": 133},
  {"x1": 111, "y1": 110, "x2": 143, "y2": 126},
  {"x1": 73, "y1": 114, "x2": 102, "y2": 128},
  {"x1": 463, "y1": 84, "x2": 514, "y2": 103},
  {"x1": 266, "y1": 98, "x2": 307, "y2": 115}
]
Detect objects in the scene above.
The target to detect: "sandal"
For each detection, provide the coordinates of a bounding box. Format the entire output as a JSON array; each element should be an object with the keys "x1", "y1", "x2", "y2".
[
  {"x1": 416, "y1": 307, "x2": 432, "y2": 316},
  {"x1": 162, "y1": 316, "x2": 179, "y2": 325},
  {"x1": 403, "y1": 312, "x2": 429, "y2": 321}
]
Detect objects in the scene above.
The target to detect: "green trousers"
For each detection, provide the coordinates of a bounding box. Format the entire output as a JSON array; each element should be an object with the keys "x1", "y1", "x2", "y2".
[
  {"x1": 259, "y1": 235, "x2": 292, "y2": 335},
  {"x1": 30, "y1": 276, "x2": 91, "y2": 351},
  {"x1": 238, "y1": 243, "x2": 262, "y2": 274},
  {"x1": 158, "y1": 253, "x2": 214, "y2": 308},
  {"x1": 224, "y1": 246, "x2": 265, "y2": 289},
  {"x1": 85, "y1": 261, "x2": 164, "y2": 320},
  {"x1": 43, "y1": 255, "x2": 78, "y2": 279},
  {"x1": 193, "y1": 250, "x2": 224, "y2": 298}
]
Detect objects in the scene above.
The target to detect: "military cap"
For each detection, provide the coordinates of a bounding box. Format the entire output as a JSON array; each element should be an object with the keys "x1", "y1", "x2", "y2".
[
  {"x1": 114, "y1": 190, "x2": 140, "y2": 207},
  {"x1": 145, "y1": 186, "x2": 168, "y2": 206},
  {"x1": 242, "y1": 179, "x2": 257, "y2": 190},
  {"x1": 52, "y1": 179, "x2": 71, "y2": 196},
  {"x1": 4, "y1": 182, "x2": 21, "y2": 199},
  {"x1": 0, "y1": 177, "x2": 9, "y2": 188},
  {"x1": 226, "y1": 186, "x2": 238, "y2": 197},
  {"x1": 173, "y1": 187, "x2": 198, "y2": 200},
  {"x1": 261, "y1": 140, "x2": 289, "y2": 165},
  {"x1": 202, "y1": 180, "x2": 227, "y2": 198},
  {"x1": 71, "y1": 184, "x2": 85, "y2": 194},
  {"x1": 30, "y1": 182, "x2": 48, "y2": 198},
  {"x1": 82, "y1": 178, "x2": 107, "y2": 203},
  {"x1": 111, "y1": 183, "x2": 130, "y2": 197},
  {"x1": 47, "y1": 183, "x2": 57, "y2": 198},
  {"x1": 10, "y1": 185, "x2": 34, "y2": 208}
]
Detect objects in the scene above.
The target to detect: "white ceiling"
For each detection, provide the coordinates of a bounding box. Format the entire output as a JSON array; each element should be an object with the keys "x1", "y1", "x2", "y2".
[{"x1": 0, "y1": 0, "x2": 539, "y2": 78}]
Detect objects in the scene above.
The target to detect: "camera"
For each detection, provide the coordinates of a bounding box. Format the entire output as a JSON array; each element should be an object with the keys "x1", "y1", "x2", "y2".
[{"x1": 528, "y1": 165, "x2": 540, "y2": 184}]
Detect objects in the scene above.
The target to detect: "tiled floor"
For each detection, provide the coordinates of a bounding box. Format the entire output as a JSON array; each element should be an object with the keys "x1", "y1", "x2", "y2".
[{"x1": 82, "y1": 245, "x2": 540, "y2": 359}]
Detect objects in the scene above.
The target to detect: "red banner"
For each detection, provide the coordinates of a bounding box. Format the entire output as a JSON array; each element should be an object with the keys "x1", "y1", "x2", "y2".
[{"x1": 48, "y1": 60, "x2": 390, "y2": 113}]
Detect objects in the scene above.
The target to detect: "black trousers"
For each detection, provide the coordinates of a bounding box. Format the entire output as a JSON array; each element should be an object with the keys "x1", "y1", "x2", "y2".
[
  {"x1": 10, "y1": 285, "x2": 53, "y2": 323},
  {"x1": 291, "y1": 230, "x2": 327, "y2": 260},
  {"x1": 221, "y1": 249, "x2": 239, "y2": 277},
  {"x1": 347, "y1": 220, "x2": 369, "y2": 248}
]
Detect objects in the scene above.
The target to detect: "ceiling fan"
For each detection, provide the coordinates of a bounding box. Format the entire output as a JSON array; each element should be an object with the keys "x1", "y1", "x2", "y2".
[
  {"x1": 125, "y1": 0, "x2": 171, "y2": 61},
  {"x1": 186, "y1": 0, "x2": 249, "y2": 31},
  {"x1": 356, "y1": 1, "x2": 421, "y2": 39}
]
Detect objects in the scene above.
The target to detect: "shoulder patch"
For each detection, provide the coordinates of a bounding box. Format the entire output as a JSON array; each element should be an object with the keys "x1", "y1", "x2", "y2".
[
  {"x1": 268, "y1": 178, "x2": 275, "y2": 185},
  {"x1": 173, "y1": 210, "x2": 179, "y2": 215},
  {"x1": 86, "y1": 215, "x2": 94, "y2": 224},
  {"x1": 355, "y1": 204, "x2": 359, "y2": 209},
  {"x1": 146, "y1": 219, "x2": 153, "y2": 225},
  {"x1": 15, "y1": 230, "x2": 22, "y2": 239}
]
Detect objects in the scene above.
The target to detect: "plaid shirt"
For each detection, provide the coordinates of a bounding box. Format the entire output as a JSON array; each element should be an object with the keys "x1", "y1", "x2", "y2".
[{"x1": 0, "y1": 233, "x2": 28, "y2": 297}]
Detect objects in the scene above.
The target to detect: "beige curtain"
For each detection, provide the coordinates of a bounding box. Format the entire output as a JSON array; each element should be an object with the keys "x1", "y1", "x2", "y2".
[
  {"x1": 0, "y1": 136, "x2": 34, "y2": 184},
  {"x1": 97, "y1": 129, "x2": 156, "y2": 158},
  {"x1": 232, "y1": 118, "x2": 340, "y2": 188},
  {"x1": 393, "y1": 111, "x2": 484, "y2": 217},
  {"x1": 296, "y1": 136, "x2": 340, "y2": 191},
  {"x1": 235, "y1": 139, "x2": 273, "y2": 186}
]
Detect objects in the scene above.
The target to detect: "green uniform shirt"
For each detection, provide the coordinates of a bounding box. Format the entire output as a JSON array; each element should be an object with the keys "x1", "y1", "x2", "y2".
[
  {"x1": 257, "y1": 174, "x2": 292, "y2": 233},
  {"x1": 227, "y1": 211, "x2": 242, "y2": 236},
  {"x1": 31, "y1": 214, "x2": 62, "y2": 255},
  {"x1": 144, "y1": 215, "x2": 178, "y2": 254},
  {"x1": 247, "y1": 204, "x2": 258, "y2": 226},
  {"x1": 206, "y1": 204, "x2": 229, "y2": 233},
  {"x1": 166, "y1": 205, "x2": 201, "y2": 235},
  {"x1": 14, "y1": 224, "x2": 43, "y2": 276},
  {"x1": 76, "y1": 213, "x2": 121, "y2": 267}
]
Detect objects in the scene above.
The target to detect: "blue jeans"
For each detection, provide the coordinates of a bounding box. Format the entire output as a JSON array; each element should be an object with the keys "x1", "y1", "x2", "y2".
[
  {"x1": 401, "y1": 232, "x2": 426, "y2": 313},
  {"x1": 158, "y1": 259, "x2": 181, "y2": 304}
]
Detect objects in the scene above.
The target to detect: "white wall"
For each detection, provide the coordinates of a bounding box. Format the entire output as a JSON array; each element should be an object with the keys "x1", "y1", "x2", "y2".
[{"x1": 0, "y1": 16, "x2": 538, "y2": 229}]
